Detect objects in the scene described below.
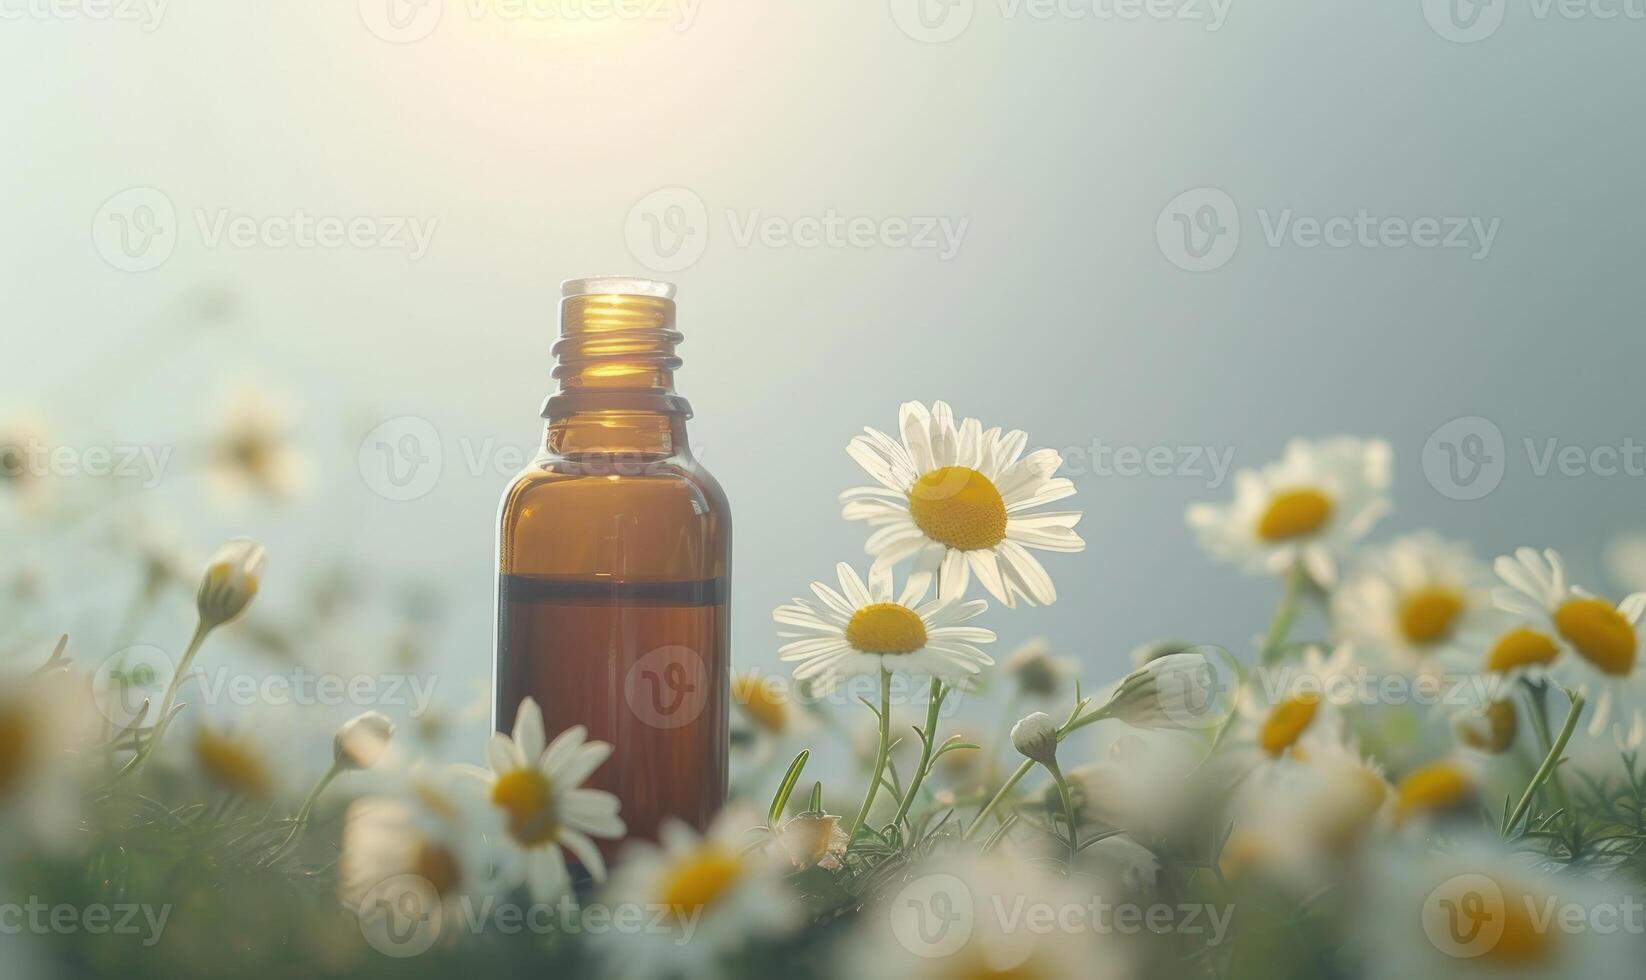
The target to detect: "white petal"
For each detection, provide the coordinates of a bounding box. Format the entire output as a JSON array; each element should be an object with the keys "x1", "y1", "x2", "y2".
[
  {"x1": 512, "y1": 697, "x2": 547, "y2": 761},
  {"x1": 835, "y1": 563, "x2": 873, "y2": 609}
]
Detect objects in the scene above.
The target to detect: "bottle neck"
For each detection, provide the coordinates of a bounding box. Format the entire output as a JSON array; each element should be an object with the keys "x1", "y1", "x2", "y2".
[{"x1": 541, "y1": 290, "x2": 692, "y2": 457}]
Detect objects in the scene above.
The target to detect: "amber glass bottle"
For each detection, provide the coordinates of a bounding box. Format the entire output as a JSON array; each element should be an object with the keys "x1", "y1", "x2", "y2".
[{"x1": 494, "y1": 277, "x2": 730, "y2": 855}]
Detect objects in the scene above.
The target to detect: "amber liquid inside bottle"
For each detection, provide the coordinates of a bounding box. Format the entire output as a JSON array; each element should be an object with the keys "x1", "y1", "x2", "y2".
[{"x1": 494, "y1": 277, "x2": 730, "y2": 857}]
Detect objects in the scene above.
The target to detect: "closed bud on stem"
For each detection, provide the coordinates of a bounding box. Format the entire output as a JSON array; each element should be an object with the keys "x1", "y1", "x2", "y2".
[
  {"x1": 1011, "y1": 711, "x2": 1059, "y2": 768},
  {"x1": 196, "y1": 538, "x2": 267, "y2": 629},
  {"x1": 1102, "y1": 651, "x2": 1222, "y2": 730},
  {"x1": 335, "y1": 711, "x2": 396, "y2": 770}
]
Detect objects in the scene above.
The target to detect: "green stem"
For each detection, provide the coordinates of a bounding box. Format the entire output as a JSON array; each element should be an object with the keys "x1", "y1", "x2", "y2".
[
  {"x1": 1505, "y1": 688, "x2": 1585, "y2": 836},
  {"x1": 1260, "y1": 561, "x2": 1308, "y2": 665},
  {"x1": 892, "y1": 678, "x2": 946, "y2": 831},
  {"x1": 963, "y1": 759, "x2": 1034, "y2": 841},
  {"x1": 848, "y1": 668, "x2": 894, "y2": 841},
  {"x1": 129, "y1": 618, "x2": 212, "y2": 775},
  {"x1": 1049, "y1": 761, "x2": 1079, "y2": 866},
  {"x1": 279, "y1": 759, "x2": 345, "y2": 853}
]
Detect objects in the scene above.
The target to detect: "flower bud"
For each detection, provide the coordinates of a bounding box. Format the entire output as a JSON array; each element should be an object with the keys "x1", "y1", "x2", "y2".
[
  {"x1": 1103, "y1": 652, "x2": 1223, "y2": 730},
  {"x1": 1010, "y1": 711, "x2": 1059, "y2": 767},
  {"x1": 335, "y1": 711, "x2": 396, "y2": 770},
  {"x1": 196, "y1": 538, "x2": 266, "y2": 628}
]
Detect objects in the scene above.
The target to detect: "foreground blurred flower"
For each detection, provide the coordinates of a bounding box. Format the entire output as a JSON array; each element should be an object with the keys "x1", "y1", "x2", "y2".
[
  {"x1": 599, "y1": 806, "x2": 800, "y2": 980},
  {"x1": 0, "y1": 667, "x2": 97, "y2": 856},
  {"x1": 463, "y1": 698, "x2": 624, "y2": 901},
  {"x1": 1364, "y1": 837, "x2": 1635, "y2": 978},
  {"x1": 1493, "y1": 547, "x2": 1646, "y2": 743},
  {"x1": 1334, "y1": 533, "x2": 1497, "y2": 675},
  {"x1": 840, "y1": 400, "x2": 1084, "y2": 607},
  {"x1": 342, "y1": 763, "x2": 502, "y2": 928},
  {"x1": 851, "y1": 853, "x2": 1135, "y2": 980},
  {"x1": 1187, "y1": 436, "x2": 1391, "y2": 586},
  {"x1": 774, "y1": 562, "x2": 995, "y2": 687},
  {"x1": 206, "y1": 384, "x2": 307, "y2": 503}
]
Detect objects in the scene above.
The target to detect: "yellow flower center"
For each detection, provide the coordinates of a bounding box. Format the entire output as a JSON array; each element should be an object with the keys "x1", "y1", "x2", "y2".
[
  {"x1": 731, "y1": 673, "x2": 789, "y2": 735},
  {"x1": 844, "y1": 603, "x2": 928, "y2": 655},
  {"x1": 1484, "y1": 628, "x2": 1560, "y2": 674},
  {"x1": 1481, "y1": 883, "x2": 1555, "y2": 966},
  {"x1": 491, "y1": 769, "x2": 560, "y2": 847},
  {"x1": 1393, "y1": 761, "x2": 1470, "y2": 825},
  {"x1": 1255, "y1": 487, "x2": 1334, "y2": 542},
  {"x1": 656, "y1": 847, "x2": 745, "y2": 921},
  {"x1": 412, "y1": 842, "x2": 462, "y2": 898},
  {"x1": 1258, "y1": 695, "x2": 1319, "y2": 757},
  {"x1": 907, "y1": 466, "x2": 1008, "y2": 552},
  {"x1": 1399, "y1": 587, "x2": 1465, "y2": 646},
  {"x1": 1553, "y1": 597, "x2": 1637, "y2": 676},
  {"x1": 0, "y1": 706, "x2": 33, "y2": 800},
  {"x1": 192, "y1": 727, "x2": 274, "y2": 800}
]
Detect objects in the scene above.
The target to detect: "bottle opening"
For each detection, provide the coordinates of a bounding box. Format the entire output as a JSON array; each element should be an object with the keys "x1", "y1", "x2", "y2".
[{"x1": 561, "y1": 276, "x2": 677, "y2": 300}]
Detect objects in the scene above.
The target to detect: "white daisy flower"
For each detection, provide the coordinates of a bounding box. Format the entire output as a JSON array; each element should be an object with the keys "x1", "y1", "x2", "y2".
[
  {"x1": 839, "y1": 400, "x2": 1084, "y2": 607},
  {"x1": 1187, "y1": 436, "x2": 1391, "y2": 586},
  {"x1": 1335, "y1": 533, "x2": 1500, "y2": 675},
  {"x1": 1492, "y1": 547, "x2": 1646, "y2": 745},
  {"x1": 597, "y1": 805, "x2": 800, "y2": 980},
  {"x1": 1223, "y1": 738, "x2": 1391, "y2": 885},
  {"x1": 774, "y1": 562, "x2": 995, "y2": 687},
  {"x1": 1364, "y1": 836, "x2": 1637, "y2": 979},
  {"x1": 206, "y1": 382, "x2": 308, "y2": 504},
  {"x1": 464, "y1": 697, "x2": 625, "y2": 902}
]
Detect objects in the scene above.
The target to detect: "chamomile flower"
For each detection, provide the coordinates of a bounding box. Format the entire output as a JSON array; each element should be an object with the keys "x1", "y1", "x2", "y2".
[
  {"x1": 184, "y1": 712, "x2": 308, "y2": 803},
  {"x1": 598, "y1": 806, "x2": 800, "y2": 980},
  {"x1": 1390, "y1": 756, "x2": 1480, "y2": 828},
  {"x1": 839, "y1": 400, "x2": 1084, "y2": 607},
  {"x1": 1004, "y1": 637, "x2": 1079, "y2": 701},
  {"x1": 1364, "y1": 836, "x2": 1636, "y2": 979},
  {"x1": 341, "y1": 763, "x2": 505, "y2": 928},
  {"x1": 729, "y1": 671, "x2": 800, "y2": 739},
  {"x1": 1187, "y1": 437, "x2": 1391, "y2": 586},
  {"x1": 1224, "y1": 738, "x2": 1391, "y2": 885},
  {"x1": 465, "y1": 698, "x2": 625, "y2": 902},
  {"x1": 1335, "y1": 533, "x2": 1499, "y2": 675},
  {"x1": 774, "y1": 562, "x2": 995, "y2": 688},
  {"x1": 1492, "y1": 547, "x2": 1646, "y2": 744},
  {"x1": 1229, "y1": 645, "x2": 1354, "y2": 766}
]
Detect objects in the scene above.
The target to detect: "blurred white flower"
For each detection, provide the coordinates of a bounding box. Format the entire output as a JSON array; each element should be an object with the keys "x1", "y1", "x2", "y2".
[
  {"x1": 598, "y1": 805, "x2": 799, "y2": 980},
  {"x1": 1005, "y1": 638, "x2": 1078, "y2": 700},
  {"x1": 1101, "y1": 651, "x2": 1225, "y2": 730},
  {"x1": 840, "y1": 400, "x2": 1084, "y2": 607},
  {"x1": 774, "y1": 562, "x2": 994, "y2": 687},
  {"x1": 1605, "y1": 533, "x2": 1646, "y2": 594},
  {"x1": 0, "y1": 666, "x2": 98, "y2": 856},
  {"x1": 1335, "y1": 533, "x2": 1500, "y2": 675},
  {"x1": 1390, "y1": 756, "x2": 1480, "y2": 828},
  {"x1": 206, "y1": 383, "x2": 307, "y2": 504},
  {"x1": 0, "y1": 413, "x2": 54, "y2": 519},
  {"x1": 1187, "y1": 436, "x2": 1391, "y2": 586},
  {"x1": 1227, "y1": 645, "x2": 1352, "y2": 769},
  {"x1": 1451, "y1": 699, "x2": 1518, "y2": 756}
]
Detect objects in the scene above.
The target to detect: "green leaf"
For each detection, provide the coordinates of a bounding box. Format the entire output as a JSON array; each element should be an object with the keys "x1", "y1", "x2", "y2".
[{"x1": 768, "y1": 750, "x2": 810, "y2": 826}]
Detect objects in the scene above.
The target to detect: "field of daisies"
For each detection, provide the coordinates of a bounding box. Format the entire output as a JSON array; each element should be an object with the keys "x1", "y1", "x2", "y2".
[{"x1": 5, "y1": 391, "x2": 1646, "y2": 979}]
